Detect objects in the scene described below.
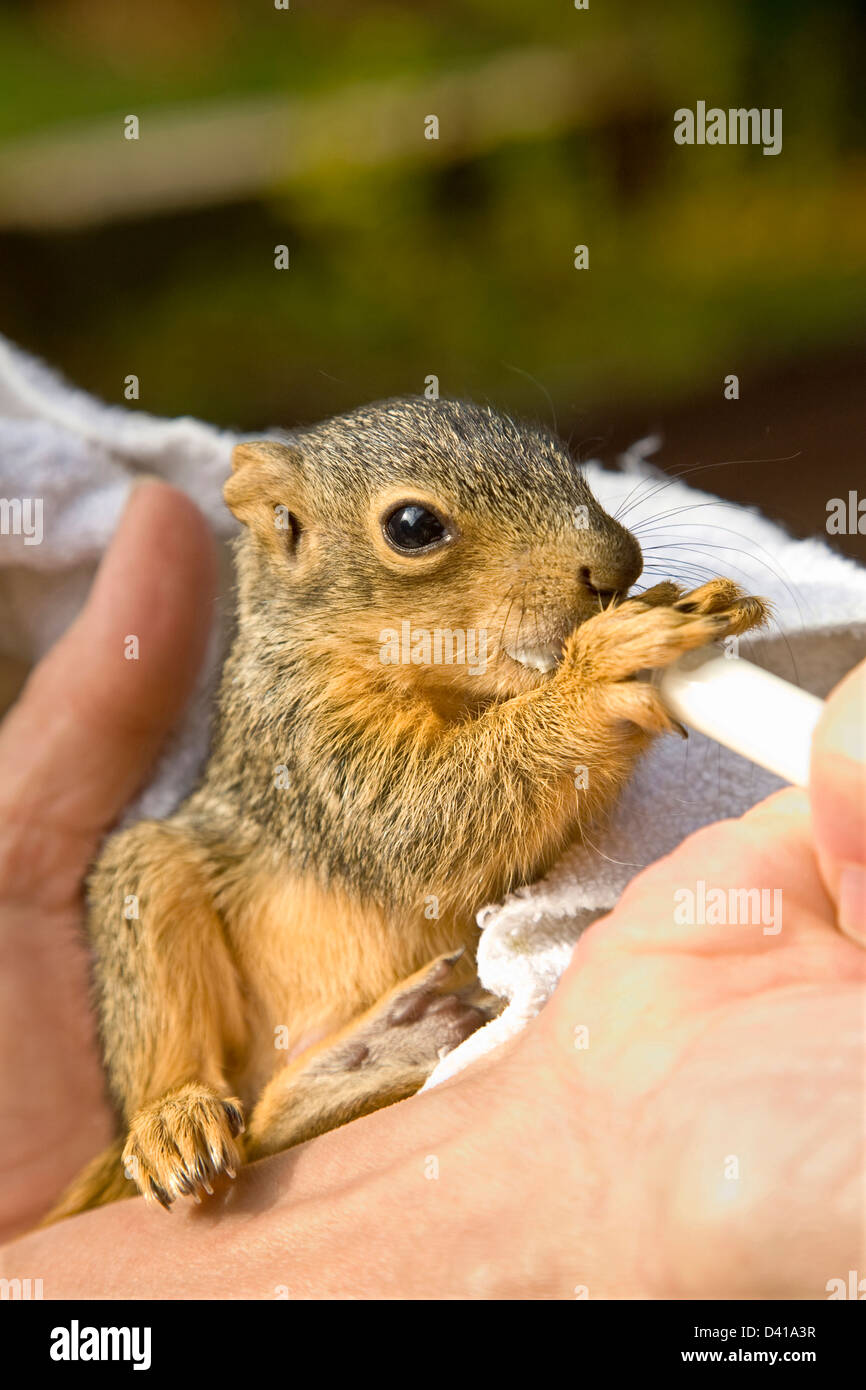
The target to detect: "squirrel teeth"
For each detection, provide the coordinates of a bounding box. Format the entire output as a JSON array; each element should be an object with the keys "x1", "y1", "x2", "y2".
[{"x1": 503, "y1": 643, "x2": 562, "y2": 673}]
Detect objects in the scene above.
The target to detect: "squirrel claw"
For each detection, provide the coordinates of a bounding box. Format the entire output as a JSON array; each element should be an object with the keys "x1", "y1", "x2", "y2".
[{"x1": 122, "y1": 1084, "x2": 244, "y2": 1210}]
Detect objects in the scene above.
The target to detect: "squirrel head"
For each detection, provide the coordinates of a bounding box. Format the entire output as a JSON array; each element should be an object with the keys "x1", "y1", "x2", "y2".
[{"x1": 225, "y1": 397, "x2": 642, "y2": 711}]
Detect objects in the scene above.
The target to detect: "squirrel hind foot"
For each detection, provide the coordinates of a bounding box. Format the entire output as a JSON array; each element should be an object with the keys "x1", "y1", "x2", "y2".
[{"x1": 336, "y1": 948, "x2": 498, "y2": 1074}]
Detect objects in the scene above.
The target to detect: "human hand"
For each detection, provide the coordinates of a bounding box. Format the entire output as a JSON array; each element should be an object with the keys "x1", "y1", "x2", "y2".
[
  {"x1": 536, "y1": 657, "x2": 866, "y2": 1297},
  {"x1": 0, "y1": 482, "x2": 217, "y2": 1242}
]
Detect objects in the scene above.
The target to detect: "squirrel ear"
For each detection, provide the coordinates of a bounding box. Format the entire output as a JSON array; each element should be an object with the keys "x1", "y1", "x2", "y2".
[{"x1": 225, "y1": 441, "x2": 307, "y2": 551}]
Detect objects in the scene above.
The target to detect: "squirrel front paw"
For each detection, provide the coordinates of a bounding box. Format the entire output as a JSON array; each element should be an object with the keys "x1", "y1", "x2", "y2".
[
  {"x1": 560, "y1": 578, "x2": 770, "y2": 735},
  {"x1": 566, "y1": 579, "x2": 769, "y2": 683},
  {"x1": 121, "y1": 1083, "x2": 245, "y2": 1209}
]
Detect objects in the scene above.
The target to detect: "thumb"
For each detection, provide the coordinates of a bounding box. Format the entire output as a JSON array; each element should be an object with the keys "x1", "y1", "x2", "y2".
[
  {"x1": 0, "y1": 481, "x2": 217, "y2": 903},
  {"x1": 810, "y1": 658, "x2": 866, "y2": 945}
]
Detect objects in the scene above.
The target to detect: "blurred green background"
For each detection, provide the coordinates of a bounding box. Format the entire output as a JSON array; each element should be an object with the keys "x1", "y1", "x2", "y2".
[{"x1": 0, "y1": 0, "x2": 864, "y2": 557}]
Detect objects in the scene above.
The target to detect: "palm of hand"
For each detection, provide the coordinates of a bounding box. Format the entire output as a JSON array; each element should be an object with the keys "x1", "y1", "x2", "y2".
[{"x1": 541, "y1": 787, "x2": 864, "y2": 1298}]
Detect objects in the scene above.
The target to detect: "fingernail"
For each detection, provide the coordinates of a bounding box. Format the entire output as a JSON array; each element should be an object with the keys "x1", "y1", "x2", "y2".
[{"x1": 838, "y1": 864, "x2": 866, "y2": 944}]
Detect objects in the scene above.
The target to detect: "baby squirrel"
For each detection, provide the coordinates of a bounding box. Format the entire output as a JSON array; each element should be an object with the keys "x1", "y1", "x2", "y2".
[{"x1": 49, "y1": 397, "x2": 767, "y2": 1220}]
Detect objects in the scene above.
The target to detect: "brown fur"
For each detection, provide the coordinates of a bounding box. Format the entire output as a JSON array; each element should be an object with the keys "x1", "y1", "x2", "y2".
[{"x1": 45, "y1": 397, "x2": 768, "y2": 1220}]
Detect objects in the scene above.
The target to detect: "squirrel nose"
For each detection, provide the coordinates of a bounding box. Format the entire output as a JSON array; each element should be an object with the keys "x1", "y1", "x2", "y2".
[
  {"x1": 579, "y1": 541, "x2": 643, "y2": 598},
  {"x1": 580, "y1": 565, "x2": 615, "y2": 598}
]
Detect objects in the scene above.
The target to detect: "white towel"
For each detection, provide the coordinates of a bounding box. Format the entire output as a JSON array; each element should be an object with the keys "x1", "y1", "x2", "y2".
[{"x1": 1, "y1": 335, "x2": 863, "y2": 1084}]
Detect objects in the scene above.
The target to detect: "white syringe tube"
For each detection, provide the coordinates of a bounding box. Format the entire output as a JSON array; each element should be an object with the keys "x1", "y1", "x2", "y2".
[{"x1": 655, "y1": 648, "x2": 824, "y2": 788}]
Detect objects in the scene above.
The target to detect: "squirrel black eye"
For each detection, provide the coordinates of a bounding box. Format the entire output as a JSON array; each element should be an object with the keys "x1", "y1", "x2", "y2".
[{"x1": 383, "y1": 503, "x2": 448, "y2": 553}]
